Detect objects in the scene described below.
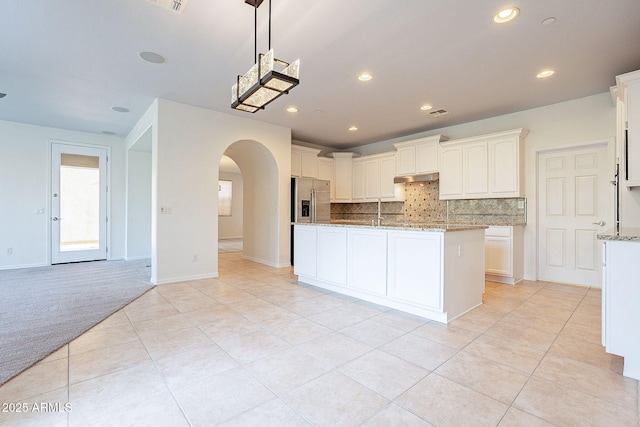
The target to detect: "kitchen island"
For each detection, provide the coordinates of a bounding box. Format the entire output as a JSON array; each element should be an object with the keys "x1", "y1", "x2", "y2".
[
  {"x1": 293, "y1": 222, "x2": 487, "y2": 323},
  {"x1": 598, "y1": 227, "x2": 640, "y2": 380}
]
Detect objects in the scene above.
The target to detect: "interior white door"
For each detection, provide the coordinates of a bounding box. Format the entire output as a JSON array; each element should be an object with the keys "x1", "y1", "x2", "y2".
[
  {"x1": 538, "y1": 143, "x2": 612, "y2": 287},
  {"x1": 51, "y1": 143, "x2": 108, "y2": 264}
]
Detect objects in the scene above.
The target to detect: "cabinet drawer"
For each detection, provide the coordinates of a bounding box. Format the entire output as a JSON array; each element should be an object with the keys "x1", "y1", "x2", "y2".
[{"x1": 485, "y1": 226, "x2": 512, "y2": 238}]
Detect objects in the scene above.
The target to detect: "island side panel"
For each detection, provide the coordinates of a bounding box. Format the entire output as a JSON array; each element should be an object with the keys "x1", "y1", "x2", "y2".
[{"x1": 442, "y1": 228, "x2": 485, "y2": 320}]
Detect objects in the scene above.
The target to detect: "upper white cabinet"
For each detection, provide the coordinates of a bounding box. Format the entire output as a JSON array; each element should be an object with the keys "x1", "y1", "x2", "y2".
[
  {"x1": 394, "y1": 135, "x2": 447, "y2": 176},
  {"x1": 439, "y1": 128, "x2": 528, "y2": 200},
  {"x1": 616, "y1": 70, "x2": 640, "y2": 188},
  {"x1": 317, "y1": 157, "x2": 334, "y2": 199},
  {"x1": 353, "y1": 153, "x2": 400, "y2": 201},
  {"x1": 291, "y1": 145, "x2": 321, "y2": 178},
  {"x1": 331, "y1": 152, "x2": 358, "y2": 201}
]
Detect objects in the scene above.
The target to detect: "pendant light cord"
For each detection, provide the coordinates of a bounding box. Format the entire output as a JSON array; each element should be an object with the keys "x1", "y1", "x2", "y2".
[
  {"x1": 268, "y1": 0, "x2": 271, "y2": 50},
  {"x1": 254, "y1": 2, "x2": 257, "y2": 63}
]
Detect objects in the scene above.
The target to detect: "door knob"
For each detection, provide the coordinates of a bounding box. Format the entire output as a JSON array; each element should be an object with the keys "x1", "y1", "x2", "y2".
[
  {"x1": 52, "y1": 217, "x2": 60, "y2": 221},
  {"x1": 592, "y1": 221, "x2": 606, "y2": 226}
]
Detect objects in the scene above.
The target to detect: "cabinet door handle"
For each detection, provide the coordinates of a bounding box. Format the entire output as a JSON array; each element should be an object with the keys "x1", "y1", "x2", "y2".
[{"x1": 592, "y1": 221, "x2": 606, "y2": 226}]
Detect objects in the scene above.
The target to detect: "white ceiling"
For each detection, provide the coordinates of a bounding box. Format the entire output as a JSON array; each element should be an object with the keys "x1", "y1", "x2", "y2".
[{"x1": 2, "y1": 0, "x2": 640, "y2": 149}]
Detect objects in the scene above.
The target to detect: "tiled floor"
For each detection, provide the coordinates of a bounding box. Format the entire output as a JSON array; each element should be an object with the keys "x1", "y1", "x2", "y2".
[{"x1": 1, "y1": 252, "x2": 638, "y2": 426}]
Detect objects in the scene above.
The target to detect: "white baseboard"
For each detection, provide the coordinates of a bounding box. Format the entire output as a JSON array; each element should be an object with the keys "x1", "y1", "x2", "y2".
[
  {"x1": 0, "y1": 262, "x2": 48, "y2": 271},
  {"x1": 152, "y1": 272, "x2": 219, "y2": 285}
]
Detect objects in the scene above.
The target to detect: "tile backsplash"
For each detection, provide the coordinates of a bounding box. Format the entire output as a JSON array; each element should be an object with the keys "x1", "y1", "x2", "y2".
[{"x1": 331, "y1": 181, "x2": 526, "y2": 225}]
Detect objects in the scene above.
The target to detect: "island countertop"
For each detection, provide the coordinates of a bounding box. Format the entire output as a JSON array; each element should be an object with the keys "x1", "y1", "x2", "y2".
[
  {"x1": 292, "y1": 221, "x2": 488, "y2": 232},
  {"x1": 597, "y1": 227, "x2": 640, "y2": 241}
]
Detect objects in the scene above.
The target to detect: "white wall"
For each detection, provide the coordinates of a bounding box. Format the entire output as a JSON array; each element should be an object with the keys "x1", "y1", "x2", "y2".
[
  {"x1": 348, "y1": 93, "x2": 619, "y2": 281},
  {"x1": 126, "y1": 146, "x2": 152, "y2": 260},
  {"x1": 0, "y1": 120, "x2": 126, "y2": 269},
  {"x1": 128, "y1": 99, "x2": 291, "y2": 284},
  {"x1": 218, "y1": 171, "x2": 243, "y2": 239}
]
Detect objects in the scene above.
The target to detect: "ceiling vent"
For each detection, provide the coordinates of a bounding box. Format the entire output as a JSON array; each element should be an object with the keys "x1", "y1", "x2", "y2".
[
  {"x1": 429, "y1": 109, "x2": 450, "y2": 117},
  {"x1": 146, "y1": 0, "x2": 187, "y2": 14}
]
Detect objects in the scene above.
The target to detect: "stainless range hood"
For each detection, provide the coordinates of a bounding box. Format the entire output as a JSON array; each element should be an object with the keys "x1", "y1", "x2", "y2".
[{"x1": 393, "y1": 172, "x2": 439, "y2": 184}]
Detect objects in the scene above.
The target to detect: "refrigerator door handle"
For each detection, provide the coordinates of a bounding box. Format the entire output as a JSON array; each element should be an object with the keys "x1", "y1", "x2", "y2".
[{"x1": 311, "y1": 188, "x2": 316, "y2": 223}]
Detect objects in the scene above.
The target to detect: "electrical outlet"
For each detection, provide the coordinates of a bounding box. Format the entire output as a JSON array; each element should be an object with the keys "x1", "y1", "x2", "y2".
[
  {"x1": 518, "y1": 200, "x2": 525, "y2": 209},
  {"x1": 160, "y1": 207, "x2": 173, "y2": 214},
  {"x1": 6, "y1": 248, "x2": 13, "y2": 255},
  {"x1": 192, "y1": 255, "x2": 198, "y2": 262}
]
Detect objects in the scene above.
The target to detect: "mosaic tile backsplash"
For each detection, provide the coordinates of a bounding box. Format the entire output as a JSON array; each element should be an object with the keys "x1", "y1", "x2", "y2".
[{"x1": 331, "y1": 181, "x2": 526, "y2": 225}]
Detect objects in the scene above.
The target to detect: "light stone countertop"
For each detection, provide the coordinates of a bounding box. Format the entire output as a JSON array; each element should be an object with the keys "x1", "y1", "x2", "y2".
[
  {"x1": 292, "y1": 221, "x2": 488, "y2": 232},
  {"x1": 597, "y1": 227, "x2": 640, "y2": 241}
]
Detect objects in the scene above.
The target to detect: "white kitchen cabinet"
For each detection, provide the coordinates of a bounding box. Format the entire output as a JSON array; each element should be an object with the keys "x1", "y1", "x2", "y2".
[
  {"x1": 317, "y1": 227, "x2": 347, "y2": 285},
  {"x1": 600, "y1": 235, "x2": 640, "y2": 380},
  {"x1": 616, "y1": 70, "x2": 640, "y2": 188},
  {"x1": 317, "y1": 157, "x2": 334, "y2": 200},
  {"x1": 439, "y1": 145, "x2": 463, "y2": 198},
  {"x1": 293, "y1": 225, "x2": 317, "y2": 277},
  {"x1": 332, "y1": 152, "x2": 358, "y2": 201},
  {"x1": 439, "y1": 128, "x2": 527, "y2": 200},
  {"x1": 388, "y1": 231, "x2": 442, "y2": 310},
  {"x1": 347, "y1": 228, "x2": 387, "y2": 295},
  {"x1": 354, "y1": 153, "x2": 400, "y2": 201},
  {"x1": 291, "y1": 145, "x2": 321, "y2": 178},
  {"x1": 352, "y1": 159, "x2": 365, "y2": 200},
  {"x1": 394, "y1": 135, "x2": 446, "y2": 176},
  {"x1": 484, "y1": 225, "x2": 523, "y2": 285}
]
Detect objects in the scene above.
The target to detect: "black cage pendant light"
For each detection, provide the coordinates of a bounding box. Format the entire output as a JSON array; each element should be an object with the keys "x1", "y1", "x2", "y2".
[{"x1": 231, "y1": 0, "x2": 300, "y2": 113}]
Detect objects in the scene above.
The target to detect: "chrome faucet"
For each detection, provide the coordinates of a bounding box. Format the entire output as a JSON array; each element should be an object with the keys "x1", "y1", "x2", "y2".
[{"x1": 377, "y1": 198, "x2": 383, "y2": 226}]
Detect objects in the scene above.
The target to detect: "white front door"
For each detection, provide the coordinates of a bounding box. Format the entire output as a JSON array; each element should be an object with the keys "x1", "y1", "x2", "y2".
[
  {"x1": 538, "y1": 143, "x2": 613, "y2": 287},
  {"x1": 51, "y1": 143, "x2": 108, "y2": 264}
]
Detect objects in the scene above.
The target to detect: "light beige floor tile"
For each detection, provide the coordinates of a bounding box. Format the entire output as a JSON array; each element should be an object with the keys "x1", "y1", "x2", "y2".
[
  {"x1": 499, "y1": 312, "x2": 566, "y2": 335},
  {"x1": 69, "y1": 339, "x2": 150, "y2": 384},
  {"x1": 369, "y1": 310, "x2": 429, "y2": 332},
  {"x1": 463, "y1": 335, "x2": 545, "y2": 374},
  {"x1": 234, "y1": 303, "x2": 301, "y2": 327},
  {"x1": 449, "y1": 304, "x2": 506, "y2": 333},
  {"x1": 182, "y1": 305, "x2": 244, "y2": 326},
  {"x1": 123, "y1": 301, "x2": 181, "y2": 323},
  {"x1": 283, "y1": 296, "x2": 348, "y2": 316},
  {"x1": 201, "y1": 288, "x2": 256, "y2": 304},
  {"x1": 306, "y1": 307, "x2": 365, "y2": 330},
  {"x1": 244, "y1": 347, "x2": 331, "y2": 395},
  {"x1": 69, "y1": 322, "x2": 139, "y2": 355},
  {"x1": 533, "y1": 354, "x2": 638, "y2": 410},
  {"x1": 171, "y1": 367, "x2": 275, "y2": 425},
  {"x1": 526, "y1": 293, "x2": 580, "y2": 311},
  {"x1": 130, "y1": 312, "x2": 194, "y2": 337},
  {"x1": 340, "y1": 319, "x2": 406, "y2": 347},
  {"x1": 69, "y1": 362, "x2": 184, "y2": 426},
  {"x1": 542, "y1": 282, "x2": 589, "y2": 296},
  {"x1": 396, "y1": 374, "x2": 508, "y2": 427},
  {"x1": 217, "y1": 329, "x2": 291, "y2": 364},
  {"x1": 411, "y1": 322, "x2": 481, "y2": 350},
  {"x1": 548, "y1": 335, "x2": 613, "y2": 369},
  {"x1": 435, "y1": 352, "x2": 529, "y2": 404},
  {"x1": 90, "y1": 310, "x2": 132, "y2": 331},
  {"x1": 580, "y1": 294, "x2": 602, "y2": 307},
  {"x1": 339, "y1": 350, "x2": 428, "y2": 399},
  {"x1": 498, "y1": 407, "x2": 555, "y2": 426},
  {"x1": 568, "y1": 307, "x2": 602, "y2": 329},
  {"x1": 558, "y1": 321, "x2": 601, "y2": 345},
  {"x1": 381, "y1": 333, "x2": 457, "y2": 371},
  {"x1": 198, "y1": 312, "x2": 263, "y2": 342},
  {"x1": 485, "y1": 320, "x2": 557, "y2": 352},
  {"x1": 139, "y1": 326, "x2": 213, "y2": 360},
  {"x1": 337, "y1": 301, "x2": 389, "y2": 318},
  {"x1": 362, "y1": 403, "x2": 434, "y2": 426},
  {"x1": 245, "y1": 285, "x2": 287, "y2": 298},
  {"x1": 510, "y1": 301, "x2": 573, "y2": 324},
  {"x1": 514, "y1": 376, "x2": 638, "y2": 426},
  {"x1": 219, "y1": 398, "x2": 311, "y2": 427},
  {"x1": 0, "y1": 359, "x2": 68, "y2": 402},
  {"x1": 154, "y1": 343, "x2": 238, "y2": 389},
  {"x1": 0, "y1": 387, "x2": 69, "y2": 427},
  {"x1": 296, "y1": 331, "x2": 373, "y2": 367},
  {"x1": 282, "y1": 371, "x2": 389, "y2": 427},
  {"x1": 266, "y1": 317, "x2": 332, "y2": 345},
  {"x1": 36, "y1": 345, "x2": 68, "y2": 364},
  {"x1": 482, "y1": 293, "x2": 526, "y2": 312},
  {"x1": 168, "y1": 294, "x2": 221, "y2": 313},
  {"x1": 535, "y1": 288, "x2": 586, "y2": 303}
]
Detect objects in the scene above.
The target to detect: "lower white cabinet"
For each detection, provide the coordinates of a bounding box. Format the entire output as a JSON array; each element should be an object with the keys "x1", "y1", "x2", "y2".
[
  {"x1": 347, "y1": 229, "x2": 387, "y2": 295},
  {"x1": 293, "y1": 226, "x2": 317, "y2": 278},
  {"x1": 317, "y1": 227, "x2": 347, "y2": 285},
  {"x1": 484, "y1": 226, "x2": 523, "y2": 285},
  {"x1": 388, "y1": 231, "x2": 442, "y2": 311}
]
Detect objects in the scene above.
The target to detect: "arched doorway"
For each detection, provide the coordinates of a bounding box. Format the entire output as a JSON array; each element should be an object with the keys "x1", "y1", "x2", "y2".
[{"x1": 219, "y1": 140, "x2": 280, "y2": 270}]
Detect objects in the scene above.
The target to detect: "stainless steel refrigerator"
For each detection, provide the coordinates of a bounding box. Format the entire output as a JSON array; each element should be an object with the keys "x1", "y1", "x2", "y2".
[{"x1": 291, "y1": 177, "x2": 330, "y2": 264}]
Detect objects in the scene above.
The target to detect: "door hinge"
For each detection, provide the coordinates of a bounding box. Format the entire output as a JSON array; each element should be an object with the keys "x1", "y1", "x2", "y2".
[
  {"x1": 106, "y1": 185, "x2": 109, "y2": 192},
  {"x1": 106, "y1": 247, "x2": 109, "y2": 253},
  {"x1": 106, "y1": 216, "x2": 109, "y2": 223}
]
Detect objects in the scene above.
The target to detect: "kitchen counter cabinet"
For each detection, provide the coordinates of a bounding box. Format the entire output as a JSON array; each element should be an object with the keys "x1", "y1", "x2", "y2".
[
  {"x1": 293, "y1": 223, "x2": 485, "y2": 323},
  {"x1": 485, "y1": 225, "x2": 524, "y2": 285},
  {"x1": 598, "y1": 232, "x2": 640, "y2": 380}
]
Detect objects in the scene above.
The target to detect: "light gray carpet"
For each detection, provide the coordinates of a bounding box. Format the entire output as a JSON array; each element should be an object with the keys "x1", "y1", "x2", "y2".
[{"x1": 0, "y1": 259, "x2": 153, "y2": 385}]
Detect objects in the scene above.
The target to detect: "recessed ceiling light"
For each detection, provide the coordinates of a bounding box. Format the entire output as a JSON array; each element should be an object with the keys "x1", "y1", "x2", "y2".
[
  {"x1": 0, "y1": 93, "x2": 6, "y2": 98},
  {"x1": 536, "y1": 69, "x2": 555, "y2": 78},
  {"x1": 101, "y1": 130, "x2": 116, "y2": 135},
  {"x1": 541, "y1": 17, "x2": 556, "y2": 26},
  {"x1": 286, "y1": 106, "x2": 298, "y2": 113},
  {"x1": 420, "y1": 104, "x2": 433, "y2": 111},
  {"x1": 494, "y1": 7, "x2": 519, "y2": 23},
  {"x1": 139, "y1": 51, "x2": 167, "y2": 64},
  {"x1": 111, "y1": 106, "x2": 130, "y2": 113},
  {"x1": 348, "y1": 126, "x2": 358, "y2": 131},
  {"x1": 358, "y1": 73, "x2": 372, "y2": 82}
]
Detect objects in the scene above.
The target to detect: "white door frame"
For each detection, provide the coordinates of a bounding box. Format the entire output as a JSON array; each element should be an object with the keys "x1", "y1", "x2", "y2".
[
  {"x1": 49, "y1": 140, "x2": 111, "y2": 264},
  {"x1": 535, "y1": 138, "x2": 615, "y2": 285}
]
